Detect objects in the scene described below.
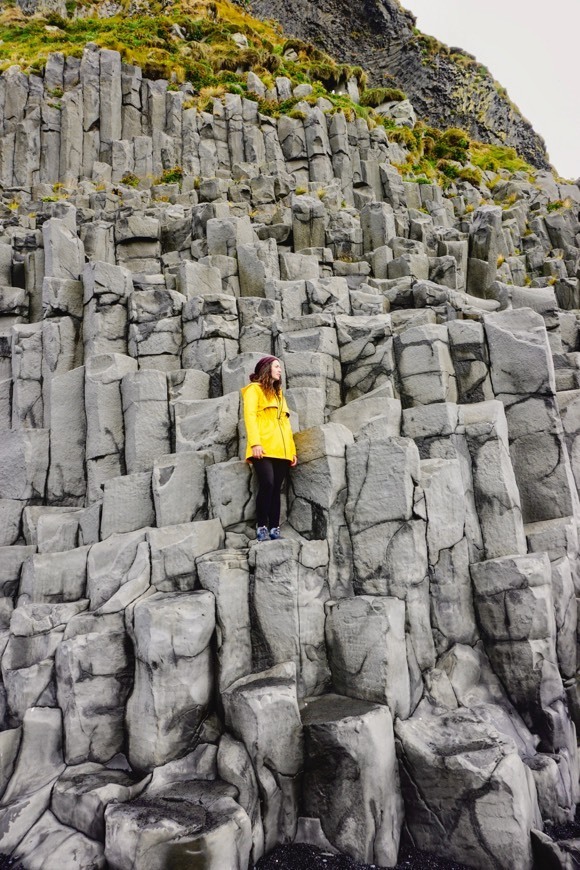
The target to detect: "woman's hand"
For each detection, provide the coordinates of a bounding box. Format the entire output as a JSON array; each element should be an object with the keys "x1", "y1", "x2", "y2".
[
  {"x1": 290, "y1": 455, "x2": 298, "y2": 467},
  {"x1": 252, "y1": 445, "x2": 264, "y2": 459}
]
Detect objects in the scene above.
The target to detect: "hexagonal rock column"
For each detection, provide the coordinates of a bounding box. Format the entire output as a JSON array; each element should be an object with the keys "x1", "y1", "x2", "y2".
[
  {"x1": 325, "y1": 596, "x2": 417, "y2": 720},
  {"x1": 127, "y1": 288, "x2": 184, "y2": 370},
  {"x1": 525, "y1": 517, "x2": 579, "y2": 714},
  {"x1": 288, "y1": 423, "x2": 354, "y2": 599},
  {"x1": 418, "y1": 456, "x2": 478, "y2": 656},
  {"x1": 121, "y1": 370, "x2": 170, "y2": 475},
  {"x1": 198, "y1": 550, "x2": 252, "y2": 695},
  {"x1": 396, "y1": 709, "x2": 541, "y2": 870},
  {"x1": 18, "y1": 544, "x2": 90, "y2": 604},
  {"x1": 146, "y1": 518, "x2": 224, "y2": 593},
  {"x1": 0, "y1": 707, "x2": 65, "y2": 853},
  {"x1": 13, "y1": 810, "x2": 105, "y2": 869},
  {"x1": 0, "y1": 429, "x2": 49, "y2": 502},
  {"x1": 217, "y1": 733, "x2": 264, "y2": 864},
  {"x1": 86, "y1": 530, "x2": 150, "y2": 612},
  {"x1": 11, "y1": 323, "x2": 44, "y2": 430},
  {"x1": 250, "y1": 538, "x2": 331, "y2": 697},
  {"x1": 2, "y1": 600, "x2": 86, "y2": 725},
  {"x1": 84, "y1": 353, "x2": 138, "y2": 502},
  {"x1": 471, "y1": 554, "x2": 562, "y2": 727},
  {"x1": 82, "y1": 261, "x2": 132, "y2": 358},
  {"x1": 301, "y1": 694, "x2": 403, "y2": 867},
  {"x1": 292, "y1": 195, "x2": 327, "y2": 252},
  {"x1": 393, "y1": 323, "x2": 458, "y2": 408},
  {"x1": 125, "y1": 590, "x2": 215, "y2": 772},
  {"x1": 105, "y1": 781, "x2": 252, "y2": 870},
  {"x1": 222, "y1": 662, "x2": 303, "y2": 852},
  {"x1": 335, "y1": 314, "x2": 396, "y2": 402},
  {"x1": 459, "y1": 401, "x2": 527, "y2": 560},
  {"x1": 173, "y1": 392, "x2": 240, "y2": 463},
  {"x1": 182, "y1": 294, "x2": 239, "y2": 395},
  {"x1": 46, "y1": 366, "x2": 87, "y2": 505},
  {"x1": 52, "y1": 762, "x2": 147, "y2": 842},
  {"x1": 55, "y1": 611, "x2": 132, "y2": 765},
  {"x1": 467, "y1": 205, "x2": 502, "y2": 295},
  {"x1": 470, "y1": 552, "x2": 578, "y2": 764},
  {"x1": 484, "y1": 308, "x2": 577, "y2": 524},
  {"x1": 345, "y1": 434, "x2": 435, "y2": 671},
  {"x1": 447, "y1": 319, "x2": 494, "y2": 404},
  {"x1": 152, "y1": 451, "x2": 209, "y2": 528}
]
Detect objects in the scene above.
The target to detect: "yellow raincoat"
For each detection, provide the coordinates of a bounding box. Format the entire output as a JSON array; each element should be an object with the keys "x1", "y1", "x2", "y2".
[{"x1": 241, "y1": 382, "x2": 297, "y2": 461}]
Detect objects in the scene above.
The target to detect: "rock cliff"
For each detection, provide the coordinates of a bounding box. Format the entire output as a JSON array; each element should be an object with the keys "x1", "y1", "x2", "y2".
[
  {"x1": 0, "y1": 7, "x2": 579, "y2": 870},
  {"x1": 249, "y1": 0, "x2": 552, "y2": 171}
]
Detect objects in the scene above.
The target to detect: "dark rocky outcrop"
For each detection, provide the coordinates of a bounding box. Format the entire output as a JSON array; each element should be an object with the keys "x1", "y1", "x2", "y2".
[{"x1": 249, "y1": 0, "x2": 551, "y2": 170}]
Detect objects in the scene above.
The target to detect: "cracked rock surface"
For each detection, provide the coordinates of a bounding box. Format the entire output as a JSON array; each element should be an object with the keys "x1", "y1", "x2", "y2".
[{"x1": 0, "y1": 41, "x2": 579, "y2": 870}]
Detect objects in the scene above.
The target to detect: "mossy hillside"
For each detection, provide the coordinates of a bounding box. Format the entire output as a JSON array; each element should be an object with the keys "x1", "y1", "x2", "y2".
[
  {"x1": 0, "y1": 0, "x2": 557, "y2": 194},
  {"x1": 387, "y1": 123, "x2": 540, "y2": 195},
  {"x1": 0, "y1": 0, "x2": 366, "y2": 89},
  {"x1": 412, "y1": 28, "x2": 519, "y2": 116}
]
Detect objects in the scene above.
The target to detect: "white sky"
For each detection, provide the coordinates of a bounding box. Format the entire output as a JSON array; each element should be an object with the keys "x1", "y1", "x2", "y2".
[{"x1": 402, "y1": 0, "x2": 580, "y2": 180}]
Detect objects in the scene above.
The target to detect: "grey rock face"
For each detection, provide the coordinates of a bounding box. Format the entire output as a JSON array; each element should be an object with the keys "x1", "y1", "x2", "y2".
[
  {"x1": 56, "y1": 611, "x2": 132, "y2": 764},
  {"x1": 125, "y1": 590, "x2": 215, "y2": 772},
  {"x1": 152, "y1": 451, "x2": 209, "y2": 527},
  {"x1": 394, "y1": 323, "x2": 457, "y2": 407},
  {"x1": 289, "y1": 423, "x2": 353, "y2": 597},
  {"x1": 105, "y1": 778, "x2": 252, "y2": 870},
  {"x1": 396, "y1": 708, "x2": 541, "y2": 870},
  {"x1": 198, "y1": 551, "x2": 252, "y2": 694},
  {"x1": 223, "y1": 663, "x2": 303, "y2": 851},
  {"x1": 151, "y1": 522, "x2": 221, "y2": 592},
  {"x1": 0, "y1": 43, "x2": 579, "y2": 870},
  {"x1": 251, "y1": 539, "x2": 331, "y2": 696},
  {"x1": 326, "y1": 595, "x2": 416, "y2": 719},
  {"x1": 174, "y1": 392, "x2": 240, "y2": 460},
  {"x1": 471, "y1": 553, "x2": 565, "y2": 747},
  {"x1": 0, "y1": 707, "x2": 65, "y2": 852},
  {"x1": 52, "y1": 763, "x2": 147, "y2": 842},
  {"x1": 2, "y1": 600, "x2": 87, "y2": 724},
  {"x1": 13, "y1": 810, "x2": 106, "y2": 869},
  {"x1": 0, "y1": 429, "x2": 49, "y2": 500},
  {"x1": 302, "y1": 694, "x2": 403, "y2": 866},
  {"x1": 484, "y1": 308, "x2": 577, "y2": 523}
]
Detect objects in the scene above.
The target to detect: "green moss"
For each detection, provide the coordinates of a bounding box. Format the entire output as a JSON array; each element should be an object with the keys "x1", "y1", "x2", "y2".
[
  {"x1": 437, "y1": 160, "x2": 459, "y2": 179},
  {"x1": 0, "y1": 0, "x2": 548, "y2": 198},
  {"x1": 458, "y1": 166, "x2": 482, "y2": 186},
  {"x1": 120, "y1": 171, "x2": 140, "y2": 187},
  {"x1": 387, "y1": 126, "x2": 416, "y2": 147},
  {"x1": 470, "y1": 142, "x2": 534, "y2": 176},
  {"x1": 156, "y1": 166, "x2": 184, "y2": 184},
  {"x1": 546, "y1": 200, "x2": 565, "y2": 213},
  {"x1": 359, "y1": 86, "x2": 406, "y2": 107}
]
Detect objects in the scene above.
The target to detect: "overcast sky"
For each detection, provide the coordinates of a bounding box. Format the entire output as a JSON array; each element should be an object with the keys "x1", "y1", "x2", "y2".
[{"x1": 402, "y1": 0, "x2": 579, "y2": 180}]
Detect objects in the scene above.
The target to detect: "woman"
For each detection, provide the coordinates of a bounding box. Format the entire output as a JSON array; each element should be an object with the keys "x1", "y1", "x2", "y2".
[{"x1": 241, "y1": 356, "x2": 297, "y2": 542}]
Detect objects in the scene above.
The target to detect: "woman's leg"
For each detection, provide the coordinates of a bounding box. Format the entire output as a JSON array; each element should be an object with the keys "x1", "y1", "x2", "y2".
[
  {"x1": 252, "y1": 458, "x2": 275, "y2": 528},
  {"x1": 268, "y1": 459, "x2": 289, "y2": 528}
]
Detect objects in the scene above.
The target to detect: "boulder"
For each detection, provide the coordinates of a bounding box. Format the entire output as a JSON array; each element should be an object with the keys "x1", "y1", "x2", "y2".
[
  {"x1": 125, "y1": 590, "x2": 215, "y2": 771},
  {"x1": 396, "y1": 708, "x2": 540, "y2": 870},
  {"x1": 302, "y1": 694, "x2": 403, "y2": 866},
  {"x1": 222, "y1": 663, "x2": 303, "y2": 851}
]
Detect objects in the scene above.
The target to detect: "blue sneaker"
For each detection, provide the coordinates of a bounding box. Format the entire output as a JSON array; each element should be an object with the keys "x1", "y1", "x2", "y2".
[
  {"x1": 269, "y1": 527, "x2": 282, "y2": 540},
  {"x1": 256, "y1": 526, "x2": 269, "y2": 542}
]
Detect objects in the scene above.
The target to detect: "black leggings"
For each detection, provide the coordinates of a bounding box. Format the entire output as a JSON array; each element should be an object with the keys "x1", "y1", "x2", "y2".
[{"x1": 251, "y1": 457, "x2": 289, "y2": 528}]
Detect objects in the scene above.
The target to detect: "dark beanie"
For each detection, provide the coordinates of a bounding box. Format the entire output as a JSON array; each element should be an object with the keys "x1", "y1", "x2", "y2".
[{"x1": 249, "y1": 356, "x2": 277, "y2": 382}]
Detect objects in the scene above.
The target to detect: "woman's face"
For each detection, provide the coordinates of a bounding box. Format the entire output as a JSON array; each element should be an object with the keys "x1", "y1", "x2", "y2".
[{"x1": 270, "y1": 359, "x2": 282, "y2": 380}]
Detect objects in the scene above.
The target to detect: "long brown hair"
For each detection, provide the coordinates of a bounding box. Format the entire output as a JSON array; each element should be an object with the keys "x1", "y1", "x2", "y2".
[{"x1": 256, "y1": 363, "x2": 281, "y2": 400}]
